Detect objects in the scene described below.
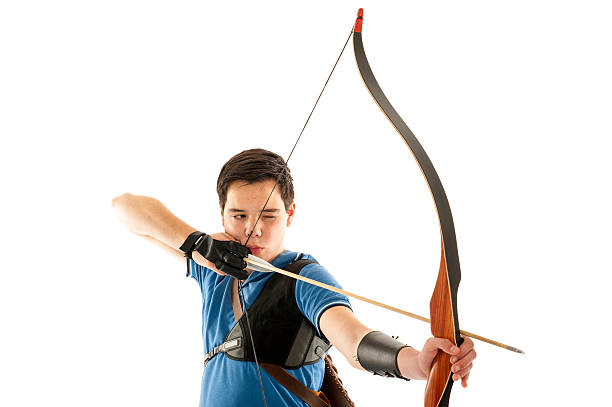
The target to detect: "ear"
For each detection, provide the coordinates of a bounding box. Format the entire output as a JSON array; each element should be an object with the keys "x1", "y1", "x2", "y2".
[
  {"x1": 220, "y1": 206, "x2": 225, "y2": 228},
  {"x1": 286, "y1": 202, "x2": 296, "y2": 227}
]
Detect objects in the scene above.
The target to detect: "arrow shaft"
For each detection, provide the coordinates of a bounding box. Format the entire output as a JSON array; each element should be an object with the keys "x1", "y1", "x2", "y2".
[{"x1": 246, "y1": 257, "x2": 523, "y2": 354}]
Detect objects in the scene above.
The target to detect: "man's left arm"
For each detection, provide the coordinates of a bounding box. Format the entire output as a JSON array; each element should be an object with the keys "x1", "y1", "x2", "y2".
[{"x1": 319, "y1": 305, "x2": 476, "y2": 385}]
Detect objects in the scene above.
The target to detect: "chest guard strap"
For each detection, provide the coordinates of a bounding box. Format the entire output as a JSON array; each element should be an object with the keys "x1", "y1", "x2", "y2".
[{"x1": 206, "y1": 258, "x2": 331, "y2": 369}]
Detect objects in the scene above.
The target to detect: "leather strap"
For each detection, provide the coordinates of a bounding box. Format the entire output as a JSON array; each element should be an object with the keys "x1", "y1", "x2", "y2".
[
  {"x1": 260, "y1": 363, "x2": 330, "y2": 407},
  {"x1": 232, "y1": 279, "x2": 243, "y2": 321},
  {"x1": 179, "y1": 231, "x2": 205, "y2": 259}
]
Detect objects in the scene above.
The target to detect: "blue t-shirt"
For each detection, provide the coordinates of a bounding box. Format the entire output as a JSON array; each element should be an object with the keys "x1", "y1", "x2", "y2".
[{"x1": 187, "y1": 250, "x2": 351, "y2": 407}]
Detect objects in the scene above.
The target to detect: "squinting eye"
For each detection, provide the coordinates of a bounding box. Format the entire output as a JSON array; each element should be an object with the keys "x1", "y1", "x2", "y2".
[{"x1": 233, "y1": 215, "x2": 245, "y2": 220}]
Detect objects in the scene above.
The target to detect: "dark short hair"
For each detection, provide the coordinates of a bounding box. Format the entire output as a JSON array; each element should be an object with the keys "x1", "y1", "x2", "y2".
[{"x1": 217, "y1": 148, "x2": 294, "y2": 211}]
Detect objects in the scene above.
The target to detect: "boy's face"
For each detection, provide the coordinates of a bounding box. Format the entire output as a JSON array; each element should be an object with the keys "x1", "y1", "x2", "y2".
[{"x1": 222, "y1": 179, "x2": 294, "y2": 263}]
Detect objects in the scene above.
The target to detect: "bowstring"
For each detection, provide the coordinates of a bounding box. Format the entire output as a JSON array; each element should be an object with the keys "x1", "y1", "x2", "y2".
[
  {"x1": 238, "y1": 25, "x2": 355, "y2": 407},
  {"x1": 244, "y1": 26, "x2": 354, "y2": 247}
]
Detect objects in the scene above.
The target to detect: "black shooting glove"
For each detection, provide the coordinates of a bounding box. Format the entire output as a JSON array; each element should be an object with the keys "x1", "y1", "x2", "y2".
[{"x1": 180, "y1": 232, "x2": 250, "y2": 280}]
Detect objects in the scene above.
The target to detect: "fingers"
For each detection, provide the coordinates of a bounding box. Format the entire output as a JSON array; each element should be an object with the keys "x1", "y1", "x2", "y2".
[
  {"x1": 198, "y1": 237, "x2": 250, "y2": 280},
  {"x1": 450, "y1": 336, "x2": 475, "y2": 364},
  {"x1": 223, "y1": 252, "x2": 248, "y2": 269},
  {"x1": 417, "y1": 338, "x2": 461, "y2": 379},
  {"x1": 222, "y1": 266, "x2": 249, "y2": 280},
  {"x1": 226, "y1": 241, "x2": 251, "y2": 257},
  {"x1": 452, "y1": 361, "x2": 472, "y2": 384},
  {"x1": 461, "y1": 372, "x2": 470, "y2": 388},
  {"x1": 193, "y1": 252, "x2": 227, "y2": 276},
  {"x1": 423, "y1": 336, "x2": 476, "y2": 388},
  {"x1": 210, "y1": 232, "x2": 241, "y2": 243},
  {"x1": 221, "y1": 242, "x2": 249, "y2": 279},
  {"x1": 424, "y1": 337, "x2": 460, "y2": 356},
  {"x1": 450, "y1": 337, "x2": 476, "y2": 387},
  {"x1": 452, "y1": 348, "x2": 476, "y2": 371},
  {"x1": 215, "y1": 259, "x2": 248, "y2": 280}
]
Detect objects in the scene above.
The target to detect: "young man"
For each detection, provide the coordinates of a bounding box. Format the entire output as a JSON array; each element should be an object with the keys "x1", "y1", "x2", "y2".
[{"x1": 112, "y1": 148, "x2": 476, "y2": 406}]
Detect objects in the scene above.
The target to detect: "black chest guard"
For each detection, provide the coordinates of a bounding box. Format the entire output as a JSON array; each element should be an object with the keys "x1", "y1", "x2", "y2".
[{"x1": 209, "y1": 258, "x2": 331, "y2": 370}]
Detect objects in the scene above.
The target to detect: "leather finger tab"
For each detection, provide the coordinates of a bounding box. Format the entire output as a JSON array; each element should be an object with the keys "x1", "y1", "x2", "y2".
[
  {"x1": 228, "y1": 241, "x2": 251, "y2": 257},
  {"x1": 223, "y1": 253, "x2": 247, "y2": 269}
]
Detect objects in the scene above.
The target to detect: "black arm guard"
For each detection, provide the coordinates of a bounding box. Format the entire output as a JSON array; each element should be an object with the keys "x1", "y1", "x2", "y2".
[
  {"x1": 357, "y1": 331, "x2": 410, "y2": 380},
  {"x1": 179, "y1": 231, "x2": 250, "y2": 280}
]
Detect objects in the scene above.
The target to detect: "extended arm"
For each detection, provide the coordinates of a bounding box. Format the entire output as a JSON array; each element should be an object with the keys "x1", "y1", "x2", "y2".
[
  {"x1": 319, "y1": 305, "x2": 423, "y2": 379},
  {"x1": 320, "y1": 305, "x2": 475, "y2": 384}
]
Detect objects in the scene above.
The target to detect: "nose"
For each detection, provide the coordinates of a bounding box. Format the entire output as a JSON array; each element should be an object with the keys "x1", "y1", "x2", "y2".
[{"x1": 244, "y1": 220, "x2": 262, "y2": 239}]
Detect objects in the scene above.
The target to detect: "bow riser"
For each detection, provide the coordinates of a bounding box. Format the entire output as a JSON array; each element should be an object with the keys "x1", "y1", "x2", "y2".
[{"x1": 425, "y1": 245, "x2": 463, "y2": 407}]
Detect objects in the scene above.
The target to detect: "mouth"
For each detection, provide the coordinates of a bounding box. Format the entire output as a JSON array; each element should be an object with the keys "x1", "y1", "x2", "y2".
[{"x1": 247, "y1": 245, "x2": 263, "y2": 255}]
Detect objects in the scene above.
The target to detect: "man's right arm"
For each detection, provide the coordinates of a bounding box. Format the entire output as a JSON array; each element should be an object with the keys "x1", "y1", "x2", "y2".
[
  {"x1": 111, "y1": 193, "x2": 197, "y2": 262},
  {"x1": 111, "y1": 193, "x2": 248, "y2": 279}
]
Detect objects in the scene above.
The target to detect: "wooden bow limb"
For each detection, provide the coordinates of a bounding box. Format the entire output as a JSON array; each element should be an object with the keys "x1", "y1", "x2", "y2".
[{"x1": 245, "y1": 255, "x2": 524, "y2": 354}]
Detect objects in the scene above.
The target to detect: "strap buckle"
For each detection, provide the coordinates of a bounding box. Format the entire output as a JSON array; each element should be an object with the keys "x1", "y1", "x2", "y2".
[{"x1": 203, "y1": 337, "x2": 242, "y2": 367}]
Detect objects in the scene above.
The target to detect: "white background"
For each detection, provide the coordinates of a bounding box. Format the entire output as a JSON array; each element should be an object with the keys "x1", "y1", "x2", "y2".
[{"x1": 1, "y1": 1, "x2": 610, "y2": 406}]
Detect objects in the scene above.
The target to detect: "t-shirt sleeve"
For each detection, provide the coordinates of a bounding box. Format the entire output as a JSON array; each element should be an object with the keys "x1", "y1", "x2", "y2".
[
  {"x1": 186, "y1": 258, "x2": 215, "y2": 290},
  {"x1": 295, "y1": 262, "x2": 352, "y2": 339}
]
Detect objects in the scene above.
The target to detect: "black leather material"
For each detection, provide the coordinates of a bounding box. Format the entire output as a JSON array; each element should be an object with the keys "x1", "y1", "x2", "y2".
[
  {"x1": 179, "y1": 231, "x2": 250, "y2": 280},
  {"x1": 356, "y1": 331, "x2": 410, "y2": 380},
  {"x1": 221, "y1": 258, "x2": 331, "y2": 369}
]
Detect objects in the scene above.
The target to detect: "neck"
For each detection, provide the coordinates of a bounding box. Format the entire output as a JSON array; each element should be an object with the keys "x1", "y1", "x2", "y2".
[{"x1": 265, "y1": 247, "x2": 285, "y2": 263}]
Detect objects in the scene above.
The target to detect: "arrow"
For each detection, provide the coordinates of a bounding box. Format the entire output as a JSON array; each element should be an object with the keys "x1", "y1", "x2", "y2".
[{"x1": 246, "y1": 254, "x2": 524, "y2": 354}]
